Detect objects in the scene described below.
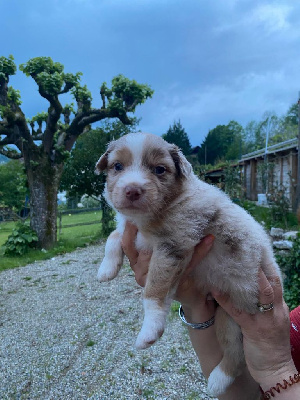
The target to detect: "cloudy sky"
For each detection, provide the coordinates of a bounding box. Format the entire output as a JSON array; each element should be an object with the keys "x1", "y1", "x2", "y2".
[{"x1": 1, "y1": 0, "x2": 300, "y2": 146}]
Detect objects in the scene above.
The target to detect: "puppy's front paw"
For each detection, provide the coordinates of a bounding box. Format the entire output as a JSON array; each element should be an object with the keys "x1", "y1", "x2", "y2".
[
  {"x1": 135, "y1": 319, "x2": 165, "y2": 349},
  {"x1": 207, "y1": 365, "x2": 235, "y2": 396},
  {"x1": 97, "y1": 259, "x2": 120, "y2": 282}
]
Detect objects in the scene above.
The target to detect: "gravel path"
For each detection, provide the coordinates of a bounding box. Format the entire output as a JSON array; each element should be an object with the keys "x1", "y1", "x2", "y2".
[{"x1": 0, "y1": 242, "x2": 217, "y2": 400}]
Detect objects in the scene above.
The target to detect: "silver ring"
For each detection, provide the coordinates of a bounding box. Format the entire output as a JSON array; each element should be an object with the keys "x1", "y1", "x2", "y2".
[{"x1": 257, "y1": 302, "x2": 274, "y2": 313}]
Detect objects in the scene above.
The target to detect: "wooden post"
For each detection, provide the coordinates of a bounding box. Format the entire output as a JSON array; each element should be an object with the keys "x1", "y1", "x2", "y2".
[
  {"x1": 58, "y1": 212, "x2": 62, "y2": 236},
  {"x1": 290, "y1": 151, "x2": 297, "y2": 209},
  {"x1": 250, "y1": 159, "x2": 257, "y2": 201},
  {"x1": 295, "y1": 92, "x2": 300, "y2": 212}
]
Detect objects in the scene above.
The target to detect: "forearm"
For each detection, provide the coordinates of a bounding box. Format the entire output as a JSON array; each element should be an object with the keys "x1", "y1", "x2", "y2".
[
  {"x1": 184, "y1": 306, "x2": 260, "y2": 400},
  {"x1": 183, "y1": 301, "x2": 221, "y2": 377},
  {"x1": 188, "y1": 327, "x2": 260, "y2": 399},
  {"x1": 259, "y1": 361, "x2": 300, "y2": 399}
]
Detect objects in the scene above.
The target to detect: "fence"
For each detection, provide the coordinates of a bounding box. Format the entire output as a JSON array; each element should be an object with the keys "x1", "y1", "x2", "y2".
[
  {"x1": 0, "y1": 207, "x2": 29, "y2": 223},
  {"x1": 58, "y1": 207, "x2": 102, "y2": 235}
]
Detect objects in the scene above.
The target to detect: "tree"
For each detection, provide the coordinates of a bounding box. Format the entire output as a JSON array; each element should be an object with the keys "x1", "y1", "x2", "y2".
[
  {"x1": 60, "y1": 120, "x2": 138, "y2": 198},
  {"x1": 0, "y1": 55, "x2": 153, "y2": 248},
  {"x1": 162, "y1": 120, "x2": 192, "y2": 156},
  {"x1": 197, "y1": 121, "x2": 243, "y2": 165},
  {"x1": 0, "y1": 160, "x2": 28, "y2": 211},
  {"x1": 243, "y1": 108, "x2": 298, "y2": 154},
  {"x1": 284, "y1": 102, "x2": 298, "y2": 127}
]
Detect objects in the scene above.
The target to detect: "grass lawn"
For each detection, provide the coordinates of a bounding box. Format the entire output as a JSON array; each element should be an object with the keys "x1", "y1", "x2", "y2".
[
  {"x1": 0, "y1": 210, "x2": 104, "y2": 272},
  {"x1": 241, "y1": 201, "x2": 299, "y2": 230},
  {"x1": 1, "y1": 203, "x2": 298, "y2": 272},
  {"x1": 0, "y1": 221, "x2": 15, "y2": 248}
]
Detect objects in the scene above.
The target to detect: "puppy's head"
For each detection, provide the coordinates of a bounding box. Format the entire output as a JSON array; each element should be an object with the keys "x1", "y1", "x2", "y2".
[{"x1": 95, "y1": 132, "x2": 192, "y2": 217}]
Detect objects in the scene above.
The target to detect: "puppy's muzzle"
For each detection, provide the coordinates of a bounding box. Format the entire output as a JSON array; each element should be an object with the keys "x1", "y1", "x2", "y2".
[{"x1": 125, "y1": 185, "x2": 144, "y2": 202}]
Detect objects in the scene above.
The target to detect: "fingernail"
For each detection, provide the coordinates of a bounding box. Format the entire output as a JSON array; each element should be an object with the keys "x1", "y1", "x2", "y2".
[
  {"x1": 211, "y1": 289, "x2": 220, "y2": 297},
  {"x1": 204, "y1": 234, "x2": 215, "y2": 247}
]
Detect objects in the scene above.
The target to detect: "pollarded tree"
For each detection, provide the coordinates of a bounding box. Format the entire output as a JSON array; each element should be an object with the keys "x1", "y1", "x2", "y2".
[{"x1": 0, "y1": 55, "x2": 153, "y2": 249}]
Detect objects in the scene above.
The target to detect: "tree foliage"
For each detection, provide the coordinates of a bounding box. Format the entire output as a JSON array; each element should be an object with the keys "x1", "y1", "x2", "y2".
[
  {"x1": 0, "y1": 160, "x2": 28, "y2": 211},
  {"x1": 243, "y1": 109, "x2": 298, "y2": 155},
  {"x1": 162, "y1": 120, "x2": 192, "y2": 156},
  {"x1": 197, "y1": 121, "x2": 243, "y2": 165}
]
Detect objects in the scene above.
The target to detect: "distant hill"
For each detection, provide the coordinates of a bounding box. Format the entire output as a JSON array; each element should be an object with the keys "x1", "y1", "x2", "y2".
[{"x1": 0, "y1": 154, "x2": 8, "y2": 164}]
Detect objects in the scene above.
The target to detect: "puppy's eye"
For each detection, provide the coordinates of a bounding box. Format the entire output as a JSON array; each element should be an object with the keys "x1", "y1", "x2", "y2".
[
  {"x1": 154, "y1": 166, "x2": 166, "y2": 175},
  {"x1": 114, "y1": 162, "x2": 124, "y2": 172}
]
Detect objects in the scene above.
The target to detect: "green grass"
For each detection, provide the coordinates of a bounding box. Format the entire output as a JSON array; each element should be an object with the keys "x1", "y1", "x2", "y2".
[
  {"x1": 241, "y1": 200, "x2": 299, "y2": 230},
  {"x1": 0, "y1": 210, "x2": 104, "y2": 271},
  {"x1": 58, "y1": 210, "x2": 102, "y2": 227},
  {"x1": 0, "y1": 221, "x2": 15, "y2": 248},
  {"x1": 1, "y1": 204, "x2": 298, "y2": 272}
]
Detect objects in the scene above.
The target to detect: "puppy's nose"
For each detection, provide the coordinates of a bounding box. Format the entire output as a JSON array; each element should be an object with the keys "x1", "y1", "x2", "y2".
[{"x1": 125, "y1": 185, "x2": 143, "y2": 201}]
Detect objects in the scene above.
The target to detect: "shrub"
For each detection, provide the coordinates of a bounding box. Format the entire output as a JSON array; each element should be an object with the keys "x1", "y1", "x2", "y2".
[
  {"x1": 223, "y1": 163, "x2": 244, "y2": 201},
  {"x1": 276, "y1": 234, "x2": 300, "y2": 310},
  {"x1": 267, "y1": 183, "x2": 290, "y2": 228},
  {"x1": 3, "y1": 223, "x2": 38, "y2": 256}
]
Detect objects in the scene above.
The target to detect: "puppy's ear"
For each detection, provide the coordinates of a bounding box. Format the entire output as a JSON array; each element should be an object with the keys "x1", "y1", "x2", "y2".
[
  {"x1": 169, "y1": 144, "x2": 192, "y2": 179},
  {"x1": 95, "y1": 141, "x2": 115, "y2": 175}
]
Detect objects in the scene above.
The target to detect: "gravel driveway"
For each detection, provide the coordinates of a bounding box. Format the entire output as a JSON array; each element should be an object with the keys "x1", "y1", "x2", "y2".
[{"x1": 0, "y1": 242, "x2": 216, "y2": 400}]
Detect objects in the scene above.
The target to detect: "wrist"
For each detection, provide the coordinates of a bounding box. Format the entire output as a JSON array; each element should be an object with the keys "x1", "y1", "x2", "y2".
[
  {"x1": 257, "y1": 360, "x2": 298, "y2": 391},
  {"x1": 181, "y1": 296, "x2": 216, "y2": 323},
  {"x1": 182, "y1": 304, "x2": 215, "y2": 324}
]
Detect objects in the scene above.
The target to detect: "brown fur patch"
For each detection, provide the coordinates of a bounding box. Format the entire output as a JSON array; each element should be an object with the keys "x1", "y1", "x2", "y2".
[
  {"x1": 142, "y1": 137, "x2": 176, "y2": 173},
  {"x1": 109, "y1": 146, "x2": 133, "y2": 168},
  {"x1": 224, "y1": 235, "x2": 240, "y2": 253},
  {"x1": 95, "y1": 152, "x2": 109, "y2": 172}
]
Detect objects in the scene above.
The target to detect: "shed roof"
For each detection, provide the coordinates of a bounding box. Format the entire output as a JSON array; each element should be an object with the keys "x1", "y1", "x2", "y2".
[{"x1": 241, "y1": 138, "x2": 298, "y2": 162}]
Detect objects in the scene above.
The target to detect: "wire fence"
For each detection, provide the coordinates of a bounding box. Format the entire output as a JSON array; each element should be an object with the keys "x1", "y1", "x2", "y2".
[{"x1": 57, "y1": 207, "x2": 102, "y2": 235}]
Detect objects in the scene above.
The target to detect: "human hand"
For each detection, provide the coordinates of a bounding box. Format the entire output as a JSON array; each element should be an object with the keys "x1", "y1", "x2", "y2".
[
  {"x1": 121, "y1": 222, "x2": 151, "y2": 287},
  {"x1": 121, "y1": 222, "x2": 216, "y2": 321},
  {"x1": 212, "y1": 269, "x2": 297, "y2": 390},
  {"x1": 174, "y1": 234, "x2": 216, "y2": 322}
]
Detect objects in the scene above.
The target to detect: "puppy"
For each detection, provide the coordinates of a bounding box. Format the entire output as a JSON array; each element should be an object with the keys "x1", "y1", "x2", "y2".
[{"x1": 95, "y1": 132, "x2": 281, "y2": 396}]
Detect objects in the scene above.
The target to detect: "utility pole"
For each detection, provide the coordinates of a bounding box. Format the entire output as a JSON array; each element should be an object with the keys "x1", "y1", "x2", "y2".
[{"x1": 296, "y1": 92, "x2": 300, "y2": 212}]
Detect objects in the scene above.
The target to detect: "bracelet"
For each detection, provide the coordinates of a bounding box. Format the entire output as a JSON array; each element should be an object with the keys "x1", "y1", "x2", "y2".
[
  {"x1": 260, "y1": 373, "x2": 300, "y2": 399},
  {"x1": 178, "y1": 305, "x2": 215, "y2": 329}
]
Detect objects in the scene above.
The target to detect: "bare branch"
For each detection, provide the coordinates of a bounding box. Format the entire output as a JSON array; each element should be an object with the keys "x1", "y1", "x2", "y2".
[
  {"x1": 0, "y1": 147, "x2": 22, "y2": 159},
  {"x1": 0, "y1": 136, "x2": 16, "y2": 146},
  {"x1": 0, "y1": 76, "x2": 8, "y2": 107},
  {"x1": 32, "y1": 133, "x2": 44, "y2": 141},
  {"x1": 125, "y1": 99, "x2": 140, "y2": 112},
  {"x1": 40, "y1": 93, "x2": 63, "y2": 154}
]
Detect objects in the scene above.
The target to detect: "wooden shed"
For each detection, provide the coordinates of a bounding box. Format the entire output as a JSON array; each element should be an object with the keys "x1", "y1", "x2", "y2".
[{"x1": 240, "y1": 138, "x2": 298, "y2": 207}]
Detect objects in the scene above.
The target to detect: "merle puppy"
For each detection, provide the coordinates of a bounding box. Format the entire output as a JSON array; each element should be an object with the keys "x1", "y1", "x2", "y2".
[{"x1": 95, "y1": 132, "x2": 281, "y2": 396}]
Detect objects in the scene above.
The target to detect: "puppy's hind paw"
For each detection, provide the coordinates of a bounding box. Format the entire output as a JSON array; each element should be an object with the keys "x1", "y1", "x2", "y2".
[
  {"x1": 135, "y1": 328, "x2": 164, "y2": 350},
  {"x1": 135, "y1": 320, "x2": 165, "y2": 350},
  {"x1": 97, "y1": 259, "x2": 120, "y2": 282},
  {"x1": 207, "y1": 365, "x2": 235, "y2": 397}
]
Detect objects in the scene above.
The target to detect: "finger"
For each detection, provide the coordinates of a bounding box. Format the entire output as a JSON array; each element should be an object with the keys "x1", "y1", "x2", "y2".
[
  {"x1": 121, "y1": 222, "x2": 138, "y2": 266},
  {"x1": 133, "y1": 250, "x2": 152, "y2": 274},
  {"x1": 268, "y1": 275, "x2": 283, "y2": 306},
  {"x1": 134, "y1": 266, "x2": 148, "y2": 287},
  {"x1": 257, "y1": 269, "x2": 275, "y2": 307},
  {"x1": 132, "y1": 250, "x2": 152, "y2": 287},
  {"x1": 185, "y1": 234, "x2": 215, "y2": 275}
]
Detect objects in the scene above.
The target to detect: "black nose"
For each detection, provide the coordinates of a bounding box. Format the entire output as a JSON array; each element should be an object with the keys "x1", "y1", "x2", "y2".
[{"x1": 125, "y1": 185, "x2": 143, "y2": 201}]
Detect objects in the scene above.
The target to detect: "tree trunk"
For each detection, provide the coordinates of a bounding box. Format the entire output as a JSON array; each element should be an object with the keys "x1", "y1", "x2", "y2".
[{"x1": 26, "y1": 157, "x2": 63, "y2": 249}]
